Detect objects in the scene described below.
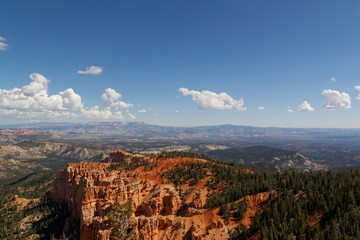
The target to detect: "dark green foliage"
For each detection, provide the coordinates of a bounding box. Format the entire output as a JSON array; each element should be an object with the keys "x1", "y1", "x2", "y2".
[
  {"x1": 107, "y1": 201, "x2": 136, "y2": 240},
  {"x1": 107, "y1": 159, "x2": 150, "y2": 172},
  {"x1": 207, "y1": 146, "x2": 296, "y2": 164},
  {"x1": 0, "y1": 171, "x2": 58, "y2": 208},
  {"x1": 31, "y1": 200, "x2": 74, "y2": 240},
  {"x1": 244, "y1": 162, "x2": 279, "y2": 175},
  {"x1": 233, "y1": 200, "x2": 247, "y2": 221},
  {"x1": 162, "y1": 154, "x2": 360, "y2": 239},
  {"x1": 219, "y1": 204, "x2": 230, "y2": 223},
  {"x1": 0, "y1": 170, "x2": 74, "y2": 240},
  {"x1": 0, "y1": 197, "x2": 73, "y2": 240},
  {"x1": 159, "y1": 151, "x2": 218, "y2": 162},
  {"x1": 231, "y1": 170, "x2": 360, "y2": 239},
  {"x1": 163, "y1": 162, "x2": 207, "y2": 187}
]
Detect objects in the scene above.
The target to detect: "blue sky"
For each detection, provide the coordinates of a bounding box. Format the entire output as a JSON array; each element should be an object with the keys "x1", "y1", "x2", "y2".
[{"x1": 1, "y1": 0, "x2": 360, "y2": 127}]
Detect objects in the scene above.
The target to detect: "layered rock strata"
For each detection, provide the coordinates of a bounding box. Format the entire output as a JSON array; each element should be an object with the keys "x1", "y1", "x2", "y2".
[{"x1": 50, "y1": 153, "x2": 235, "y2": 240}]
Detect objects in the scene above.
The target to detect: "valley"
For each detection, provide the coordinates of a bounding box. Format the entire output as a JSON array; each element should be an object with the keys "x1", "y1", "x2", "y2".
[{"x1": 1, "y1": 123, "x2": 360, "y2": 239}]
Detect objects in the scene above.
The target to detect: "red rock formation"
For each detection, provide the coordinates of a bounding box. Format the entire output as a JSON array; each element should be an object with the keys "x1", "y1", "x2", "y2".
[
  {"x1": 0, "y1": 129, "x2": 39, "y2": 136},
  {"x1": 49, "y1": 152, "x2": 266, "y2": 240}
]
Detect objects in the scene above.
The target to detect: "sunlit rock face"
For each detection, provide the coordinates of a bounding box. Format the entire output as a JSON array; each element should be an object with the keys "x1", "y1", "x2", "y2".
[{"x1": 50, "y1": 151, "x2": 268, "y2": 240}]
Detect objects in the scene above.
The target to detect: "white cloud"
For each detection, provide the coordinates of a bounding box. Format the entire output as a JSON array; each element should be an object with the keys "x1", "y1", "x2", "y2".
[
  {"x1": 77, "y1": 66, "x2": 103, "y2": 75},
  {"x1": 330, "y1": 76, "x2": 336, "y2": 83},
  {"x1": 0, "y1": 108, "x2": 78, "y2": 120},
  {"x1": 0, "y1": 73, "x2": 136, "y2": 121},
  {"x1": 354, "y1": 86, "x2": 360, "y2": 100},
  {"x1": 298, "y1": 101, "x2": 314, "y2": 112},
  {"x1": 0, "y1": 73, "x2": 83, "y2": 111},
  {"x1": 287, "y1": 107, "x2": 294, "y2": 113},
  {"x1": 321, "y1": 89, "x2": 351, "y2": 110},
  {"x1": 175, "y1": 110, "x2": 179, "y2": 113},
  {"x1": 179, "y1": 88, "x2": 247, "y2": 111},
  {"x1": 0, "y1": 36, "x2": 8, "y2": 51},
  {"x1": 257, "y1": 106, "x2": 264, "y2": 110},
  {"x1": 127, "y1": 111, "x2": 136, "y2": 120},
  {"x1": 138, "y1": 109, "x2": 146, "y2": 113},
  {"x1": 101, "y1": 88, "x2": 133, "y2": 109},
  {"x1": 80, "y1": 106, "x2": 124, "y2": 120},
  {"x1": 101, "y1": 88, "x2": 121, "y2": 103},
  {"x1": 59, "y1": 88, "x2": 83, "y2": 110},
  {"x1": 22, "y1": 73, "x2": 49, "y2": 96}
]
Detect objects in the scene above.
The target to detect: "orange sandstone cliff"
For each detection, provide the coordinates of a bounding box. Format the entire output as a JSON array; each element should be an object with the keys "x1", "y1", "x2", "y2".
[{"x1": 49, "y1": 151, "x2": 270, "y2": 240}]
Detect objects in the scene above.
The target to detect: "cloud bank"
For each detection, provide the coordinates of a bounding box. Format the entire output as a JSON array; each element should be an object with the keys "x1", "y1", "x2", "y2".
[
  {"x1": 77, "y1": 66, "x2": 103, "y2": 75},
  {"x1": 321, "y1": 89, "x2": 351, "y2": 110},
  {"x1": 179, "y1": 88, "x2": 247, "y2": 111},
  {"x1": 0, "y1": 73, "x2": 133, "y2": 121}
]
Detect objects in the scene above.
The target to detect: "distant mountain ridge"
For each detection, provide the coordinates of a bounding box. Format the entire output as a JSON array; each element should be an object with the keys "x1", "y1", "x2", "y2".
[
  {"x1": 0, "y1": 140, "x2": 108, "y2": 179},
  {"x1": 3, "y1": 122, "x2": 360, "y2": 143},
  {"x1": 207, "y1": 146, "x2": 320, "y2": 171}
]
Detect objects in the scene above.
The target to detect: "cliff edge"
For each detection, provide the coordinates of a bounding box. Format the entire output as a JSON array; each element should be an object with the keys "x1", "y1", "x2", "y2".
[{"x1": 49, "y1": 151, "x2": 267, "y2": 240}]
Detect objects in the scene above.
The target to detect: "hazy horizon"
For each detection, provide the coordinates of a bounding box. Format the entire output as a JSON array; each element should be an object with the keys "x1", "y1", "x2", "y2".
[{"x1": 3, "y1": 120, "x2": 360, "y2": 131}]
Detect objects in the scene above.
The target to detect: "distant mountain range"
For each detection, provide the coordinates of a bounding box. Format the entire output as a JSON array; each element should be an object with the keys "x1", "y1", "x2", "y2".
[
  {"x1": 1, "y1": 122, "x2": 359, "y2": 174},
  {"x1": 2, "y1": 122, "x2": 360, "y2": 144},
  {"x1": 207, "y1": 146, "x2": 321, "y2": 172}
]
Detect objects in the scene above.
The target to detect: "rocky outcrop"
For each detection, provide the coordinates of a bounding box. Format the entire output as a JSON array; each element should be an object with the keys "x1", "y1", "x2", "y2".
[
  {"x1": 0, "y1": 129, "x2": 39, "y2": 136},
  {"x1": 100, "y1": 150, "x2": 149, "y2": 164},
  {"x1": 50, "y1": 153, "x2": 234, "y2": 240},
  {"x1": 271, "y1": 152, "x2": 317, "y2": 171}
]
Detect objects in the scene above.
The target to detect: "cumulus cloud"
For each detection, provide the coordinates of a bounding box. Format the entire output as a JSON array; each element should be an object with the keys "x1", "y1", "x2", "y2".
[
  {"x1": 321, "y1": 89, "x2": 351, "y2": 110},
  {"x1": 287, "y1": 107, "x2": 294, "y2": 113},
  {"x1": 298, "y1": 101, "x2": 314, "y2": 112},
  {"x1": 0, "y1": 73, "x2": 135, "y2": 121},
  {"x1": 0, "y1": 36, "x2": 8, "y2": 51},
  {"x1": 77, "y1": 66, "x2": 103, "y2": 75},
  {"x1": 257, "y1": 106, "x2": 264, "y2": 110},
  {"x1": 0, "y1": 73, "x2": 83, "y2": 111},
  {"x1": 138, "y1": 109, "x2": 146, "y2": 113},
  {"x1": 179, "y1": 88, "x2": 247, "y2": 111},
  {"x1": 101, "y1": 88, "x2": 133, "y2": 109},
  {"x1": 354, "y1": 86, "x2": 360, "y2": 100},
  {"x1": 59, "y1": 89, "x2": 83, "y2": 110}
]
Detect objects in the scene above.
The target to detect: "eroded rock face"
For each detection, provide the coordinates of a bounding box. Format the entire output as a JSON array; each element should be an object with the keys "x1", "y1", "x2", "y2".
[{"x1": 50, "y1": 154, "x2": 237, "y2": 240}]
